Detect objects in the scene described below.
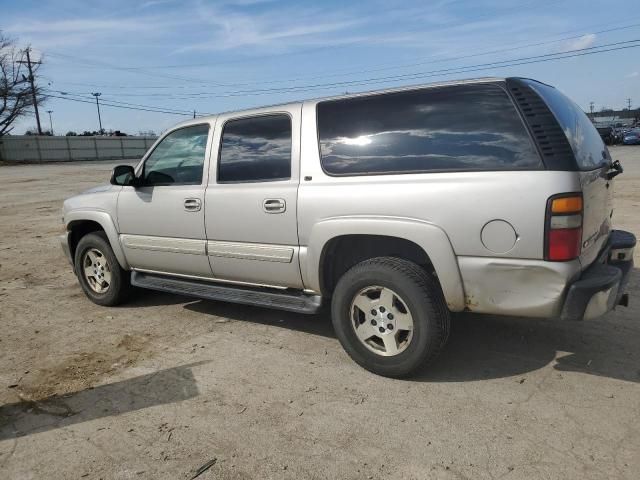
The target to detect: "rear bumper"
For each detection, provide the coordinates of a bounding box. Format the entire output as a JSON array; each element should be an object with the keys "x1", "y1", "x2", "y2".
[{"x1": 560, "y1": 230, "x2": 635, "y2": 320}]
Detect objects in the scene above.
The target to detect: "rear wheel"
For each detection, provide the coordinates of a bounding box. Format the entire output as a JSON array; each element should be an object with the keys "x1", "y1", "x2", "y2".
[
  {"x1": 74, "y1": 232, "x2": 131, "y2": 306},
  {"x1": 331, "y1": 257, "x2": 450, "y2": 377}
]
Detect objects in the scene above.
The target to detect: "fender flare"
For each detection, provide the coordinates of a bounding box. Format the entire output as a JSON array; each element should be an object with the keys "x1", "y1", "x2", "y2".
[
  {"x1": 65, "y1": 209, "x2": 130, "y2": 270},
  {"x1": 303, "y1": 216, "x2": 465, "y2": 311}
]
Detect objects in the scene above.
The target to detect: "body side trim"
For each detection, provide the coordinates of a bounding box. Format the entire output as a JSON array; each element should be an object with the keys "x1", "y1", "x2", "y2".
[
  {"x1": 121, "y1": 234, "x2": 206, "y2": 255},
  {"x1": 132, "y1": 268, "x2": 288, "y2": 290},
  {"x1": 206, "y1": 240, "x2": 294, "y2": 263}
]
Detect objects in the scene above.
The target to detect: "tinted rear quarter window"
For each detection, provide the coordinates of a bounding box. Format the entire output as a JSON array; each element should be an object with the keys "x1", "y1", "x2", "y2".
[
  {"x1": 526, "y1": 81, "x2": 608, "y2": 170},
  {"x1": 317, "y1": 83, "x2": 542, "y2": 176},
  {"x1": 218, "y1": 114, "x2": 292, "y2": 183}
]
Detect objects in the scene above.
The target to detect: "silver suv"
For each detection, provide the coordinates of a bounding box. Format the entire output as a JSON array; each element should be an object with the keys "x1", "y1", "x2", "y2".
[{"x1": 61, "y1": 77, "x2": 635, "y2": 377}]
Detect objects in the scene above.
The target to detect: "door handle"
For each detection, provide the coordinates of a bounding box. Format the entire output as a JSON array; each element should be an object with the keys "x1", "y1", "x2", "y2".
[
  {"x1": 263, "y1": 198, "x2": 286, "y2": 213},
  {"x1": 184, "y1": 198, "x2": 202, "y2": 212}
]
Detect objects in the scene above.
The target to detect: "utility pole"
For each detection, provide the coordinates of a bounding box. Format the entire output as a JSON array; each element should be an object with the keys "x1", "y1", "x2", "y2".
[
  {"x1": 627, "y1": 98, "x2": 632, "y2": 110},
  {"x1": 16, "y1": 47, "x2": 43, "y2": 134},
  {"x1": 589, "y1": 102, "x2": 595, "y2": 117},
  {"x1": 91, "y1": 92, "x2": 103, "y2": 134},
  {"x1": 193, "y1": 109, "x2": 196, "y2": 119},
  {"x1": 46, "y1": 110, "x2": 54, "y2": 135}
]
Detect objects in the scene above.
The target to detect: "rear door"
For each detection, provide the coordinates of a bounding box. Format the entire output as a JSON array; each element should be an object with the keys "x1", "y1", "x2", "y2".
[
  {"x1": 204, "y1": 106, "x2": 304, "y2": 288},
  {"x1": 526, "y1": 81, "x2": 612, "y2": 266}
]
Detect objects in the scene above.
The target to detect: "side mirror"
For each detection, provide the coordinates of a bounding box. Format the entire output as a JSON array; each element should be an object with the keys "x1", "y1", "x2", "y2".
[
  {"x1": 606, "y1": 160, "x2": 623, "y2": 180},
  {"x1": 110, "y1": 165, "x2": 136, "y2": 186}
]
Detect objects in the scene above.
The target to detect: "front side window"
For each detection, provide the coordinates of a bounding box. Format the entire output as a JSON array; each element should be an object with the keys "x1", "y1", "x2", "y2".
[
  {"x1": 317, "y1": 84, "x2": 542, "y2": 176},
  {"x1": 218, "y1": 114, "x2": 291, "y2": 183},
  {"x1": 142, "y1": 124, "x2": 209, "y2": 186}
]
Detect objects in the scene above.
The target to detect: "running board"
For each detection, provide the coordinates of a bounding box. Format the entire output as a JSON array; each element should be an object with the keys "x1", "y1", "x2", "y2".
[{"x1": 131, "y1": 271, "x2": 322, "y2": 314}]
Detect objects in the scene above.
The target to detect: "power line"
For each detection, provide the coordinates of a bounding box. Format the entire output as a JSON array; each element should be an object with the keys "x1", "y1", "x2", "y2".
[
  {"x1": 39, "y1": 0, "x2": 563, "y2": 86},
  {"x1": 44, "y1": 40, "x2": 640, "y2": 123},
  {"x1": 78, "y1": 0, "x2": 564, "y2": 73},
  {"x1": 107, "y1": 20, "x2": 640, "y2": 88},
  {"x1": 314, "y1": 21, "x2": 640, "y2": 82},
  {"x1": 39, "y1": 39, "x2": 640, "y2": 120},
  {"x1": 31, "y1": 0, "x2": 568, "y2": 89},
  {"x1": 195, "y1": 39, "x2": 640, "y2": 97},
  {"x1": 42, "y1": 93, "x2": 195, "y2": 116},
  {"x1": 43, "y1": 89, "x2": 197, "y2": 115},
  {"x1": 39, "y1": 18, "x2": 640, "y2": 92},
  {"x1": 43, "y1": 51, "x2": 228, "y2": 87},
  {"x1": 43, "y1": 39, "x2": 640, "y2": 101},
  {"x1": 44, "y1": 37, "x2": 640, "y2": 100}
]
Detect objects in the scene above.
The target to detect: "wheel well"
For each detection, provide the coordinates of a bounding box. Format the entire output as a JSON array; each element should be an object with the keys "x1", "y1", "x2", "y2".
[
  {"x1": 319, "y1": 235, "x2": 435, "y2": 296},
  {"x1": 68, "y1": 220, "x2": 104, "y2": 262}
]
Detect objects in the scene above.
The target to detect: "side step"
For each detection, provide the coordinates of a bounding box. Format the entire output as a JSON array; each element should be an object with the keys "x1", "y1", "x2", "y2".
[{"x1": 131, "y1": 271, "x2": 322, "y2": 315}]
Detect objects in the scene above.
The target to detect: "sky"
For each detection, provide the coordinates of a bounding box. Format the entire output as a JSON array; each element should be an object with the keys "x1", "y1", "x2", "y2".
[{"x1": 2, "y1": 0, "x2": 639, "y2": 135}]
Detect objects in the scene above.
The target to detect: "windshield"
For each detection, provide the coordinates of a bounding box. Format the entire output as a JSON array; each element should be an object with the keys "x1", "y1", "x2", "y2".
[{"x1": 526, "y1": 80, "x2": 609, "y2": 170}]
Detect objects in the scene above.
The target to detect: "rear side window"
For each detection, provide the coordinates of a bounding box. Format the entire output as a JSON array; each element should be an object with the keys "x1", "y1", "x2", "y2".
[
  {"x1": 218, "y1": 114, "x2": 291, "y2": 183},
  {"x1": 317, "y1": 83, "x2": 541, "y2": 176},
  {"x1": 526, "y1": 81, "x2": 608, "y2": 170}
]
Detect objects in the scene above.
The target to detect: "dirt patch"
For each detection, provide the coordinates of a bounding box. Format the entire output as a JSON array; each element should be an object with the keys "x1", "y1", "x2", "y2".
[{"x1": 12, "y1": 334, "x2": 151, "y2": 402}]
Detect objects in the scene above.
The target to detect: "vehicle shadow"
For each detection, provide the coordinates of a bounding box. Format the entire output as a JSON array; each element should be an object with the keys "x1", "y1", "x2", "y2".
[
  {"x1": 182, "y1": 268, "x2": 640, "y2": 385},
  {"x1": 184, "y1": 300, "x2": 336, "y2": 339},
  {"x1": 118, "y1": 289, "x2": 194, "y2": 308},
  {"x1": 418, "y1": 311, "x2": 639, "y2": 383},
  {"x1": 0, "y1": 362, "x2": 205, "y2": 441},
  {"x1": 420, "y1": 267, "x2": 639, "y2": 384}
]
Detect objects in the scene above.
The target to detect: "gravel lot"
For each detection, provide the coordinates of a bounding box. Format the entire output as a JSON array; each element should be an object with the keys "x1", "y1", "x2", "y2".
[{"x1": 1, "y1": 147, "x2": 639, "y2": 479}]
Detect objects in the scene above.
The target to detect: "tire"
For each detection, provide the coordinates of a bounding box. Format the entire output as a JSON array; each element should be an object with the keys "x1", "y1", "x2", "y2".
[
  {"x1": 74, "y1": 231, "x2": 131, "y2": 306},
  {"x1": 331, "y1": 256, "x2": 450, "y2": 377}
]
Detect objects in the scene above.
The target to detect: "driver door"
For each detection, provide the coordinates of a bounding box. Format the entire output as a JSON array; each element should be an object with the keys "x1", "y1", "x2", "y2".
[{"x1": 117, "y1": 122, "x2": 214, "y2": 277}]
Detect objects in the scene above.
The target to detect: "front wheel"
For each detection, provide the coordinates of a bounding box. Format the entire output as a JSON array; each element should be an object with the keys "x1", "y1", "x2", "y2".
[
  {"x1": 74, "y1": 231, "x2": 131, "y2": 306},
  {"x1": 331, "y1": 257, "x2": 450, "y2": 377}
]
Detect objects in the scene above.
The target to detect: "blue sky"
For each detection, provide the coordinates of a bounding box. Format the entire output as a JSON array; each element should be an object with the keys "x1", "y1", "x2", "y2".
[{"x1": 2, "y1": 0, "x2": 639, "y2": 135}]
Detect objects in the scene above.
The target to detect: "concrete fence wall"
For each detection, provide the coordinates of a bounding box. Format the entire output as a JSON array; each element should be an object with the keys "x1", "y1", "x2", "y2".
[{"x1": 0, "y1": 135, "x2": 158, "y2": 163}]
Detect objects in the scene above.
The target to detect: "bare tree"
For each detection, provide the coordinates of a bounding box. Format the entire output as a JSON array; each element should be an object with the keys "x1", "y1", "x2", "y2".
[{"x1": 0, "y1": 33, "x2": 45, "y2": 136}]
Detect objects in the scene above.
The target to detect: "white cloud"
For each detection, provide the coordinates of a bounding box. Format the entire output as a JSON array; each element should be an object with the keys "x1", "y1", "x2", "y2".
[
  {"x1": 139, "y1": 0, "x2": 175, "y2": 9},
  {"x1": 4, "y1": 14, "x2": 193, "y2": 50},
  {"x1": 626, "y1": 71, "x2": 639, "y2": 78},
  {"x1": 564, "y1": 33, "x2": 596, "y2": 51},
  {"x1": 178, "y1": 3, "x2": 364, "y2": 52}
]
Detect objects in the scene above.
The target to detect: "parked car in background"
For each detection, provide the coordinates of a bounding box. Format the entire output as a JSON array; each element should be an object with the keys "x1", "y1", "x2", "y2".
[
  {"x1": 613, "y1": 128, "x2": 625, "y2": 144},
  {"x1": 60, "y1": 77, "x2": 635, "y2": 377},
  {"x1": 596, "y1": 126, "x2": 616, "y2": 145},
  {"x1": 623, "y1": 130, "x2": 640, "y2": 145}
]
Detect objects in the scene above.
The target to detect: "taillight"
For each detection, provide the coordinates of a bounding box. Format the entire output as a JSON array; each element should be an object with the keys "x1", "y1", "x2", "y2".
[{"x1": 545, "y1": 194, "x2": 583, "y2": 261}]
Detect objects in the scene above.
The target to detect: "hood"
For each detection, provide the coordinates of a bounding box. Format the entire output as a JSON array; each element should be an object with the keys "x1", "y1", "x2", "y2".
[
  {"x1": 81, "y1": 183, "x2": 115, "y2": 194},
  {"x1": 62, "y1": 183, "x2": 120, "y2": 219}
]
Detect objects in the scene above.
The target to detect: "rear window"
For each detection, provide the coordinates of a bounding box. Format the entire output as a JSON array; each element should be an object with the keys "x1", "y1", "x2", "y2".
[
  {"x1": 317, "y1": 83, "x2": 542, "y2": 176},
  {"x1": 525, "y1": 81, "x2": 608, "y2": 171}
]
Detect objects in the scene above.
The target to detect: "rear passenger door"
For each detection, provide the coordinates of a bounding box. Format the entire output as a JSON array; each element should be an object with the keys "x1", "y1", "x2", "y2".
[{"x1": 205, "y1": 106, "x2": 304, "y2": 288}]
